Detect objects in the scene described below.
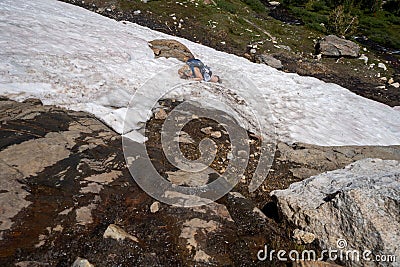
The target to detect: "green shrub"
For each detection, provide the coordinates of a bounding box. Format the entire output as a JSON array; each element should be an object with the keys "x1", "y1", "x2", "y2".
[{"x1": 241, "y1": 0, "x2": 266, "y2": 13}]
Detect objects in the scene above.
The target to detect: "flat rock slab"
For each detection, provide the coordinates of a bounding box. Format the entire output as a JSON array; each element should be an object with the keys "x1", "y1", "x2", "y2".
[{"x1": 272, "y1": 158, "x2": 400, "y2": 267}]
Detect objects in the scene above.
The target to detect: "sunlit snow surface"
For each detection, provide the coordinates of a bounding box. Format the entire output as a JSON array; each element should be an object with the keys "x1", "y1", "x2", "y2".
[{"x1": 0, "y1": 0, "x2": 399, "y2": 146}]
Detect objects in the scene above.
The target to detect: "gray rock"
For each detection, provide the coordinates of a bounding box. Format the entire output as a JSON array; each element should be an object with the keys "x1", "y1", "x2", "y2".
[
  {"x1": 71, "y1": 258, "x2": 94, "y2": 267},
  {"x1": 378, "y1": 62, "x2": 387, "y2": 71},
  {"x1": 257, "y1": 54, "x2": 283, "y2": 69},
  {"x1": 316, "y1": 35, "x2": 360, "y2": 58},
  {"x1": 391, "y1": 82, "x2": 399, "y2": 88},
  {"x1": 272, "y1": 158, "x2": 400, "y2": 266},
  {"x1": 150, "y1": 201, "x2": 160, "y2": 213},
  {"x1": 154, "y1": 108, "x2": 167, "y2": 120}
]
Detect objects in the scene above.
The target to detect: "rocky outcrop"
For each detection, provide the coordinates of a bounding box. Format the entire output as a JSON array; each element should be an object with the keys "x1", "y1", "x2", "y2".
[
  {"x1": 148, "y1": 39, "x2": 194, "y2": 62},
  {"x1": 256, "y1": 54, "x2": 283, "y2": 69},
  {"x1": 271, "y1": 158, "x2": 400, "y2": 267},
  {"x1": 316, "y1": 35, "x2": 360, "y2": 57}
]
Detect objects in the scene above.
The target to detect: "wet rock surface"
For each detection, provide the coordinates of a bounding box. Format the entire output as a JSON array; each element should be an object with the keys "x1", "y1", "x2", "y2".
[
  {"x1": 1, "y1": 98, "x2": 399, "y2": 266},
  {"x1": 272, "y1": 158, "x2": 400, "y2": 267},
  {"x1": 0, "y1": 98, "x2": 291, "y2": 266}
]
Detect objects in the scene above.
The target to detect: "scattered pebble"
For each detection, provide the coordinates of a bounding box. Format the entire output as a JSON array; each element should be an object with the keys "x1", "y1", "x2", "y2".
[
  {"x1": 150, "y1": 201, "x2": 160, "y2": 213},
  {"x1": 201, "y1": 126, "x2": 213, "y2": 135},
  {"x1": 358, "y1": 54, "x2": 368, "y2": 64},
  {"x1": 388, "y1": 78, "x2": 394, "y2": 84},
  {"x1": 293, "y1": 229, "x2": 316, "y2": 244},
  {"x1": 103, "y1": 224, "x2": 139, "y2": 242},
  {"x1": 72, "y1": 257, "x2": 94, "y2": 267},
  {"x1": 155, "y1": 109, "x2": 167, "y2": 120},
  {"x1": 269, "y1": 1, "x2": 280, "y2": 6},
  {"x1": 378, "y1": 62, "x2": 387, "y2": 71},
  {"x1": 210, "y1": 131, "x2": 222, "y2": 138}
]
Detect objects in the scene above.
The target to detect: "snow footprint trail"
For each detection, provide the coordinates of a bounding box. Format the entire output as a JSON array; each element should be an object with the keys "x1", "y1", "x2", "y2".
[{"x1": 0, "y1": 0, "x2": 399, "y2": 146}]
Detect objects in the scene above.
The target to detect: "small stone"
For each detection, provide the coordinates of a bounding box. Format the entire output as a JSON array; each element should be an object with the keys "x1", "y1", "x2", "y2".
[
  {"x1": 380, "y1": 77, "x2": 387, "y2": 81},
  {"x1": 391, "y1": 82, "x2": 399, "y2": 88},
  {"x1": 155, "y1": 109, "x2": 167, "y2": 120},
  {"x1": 133, "y1": 10, "x2": 141, "y2": 15},
  {"x1": 227, "y1": 152, "x2": 233, "y2": 160},
  {"x1": 150, "y1": 201, "x2": 160, "y2": 213},
  {"x1": 250, "y1": 48, "x2": 256, "y2": 54},
  {"x1": 72, "y1": 257, "x2": 94, "y2": 267},
  {"x1": 257, "y1": 54, "x2": 283, "y2": 69},
  {"x1": 358, "y1": 54, "x2": 368, "y2": 64},
  {"x1": 388, "y1": 78, "x2": 394, "y2": 84},
  {"x1": 201, "y1": 126, "x2": 213, "y2": 135},
  {"x1": 293, "y1": 229, "x2": 316, "y2": 244},
  {"x1": 210, "y1": 131, "x2": 222, "y2": 138},
  {"x1": 269, "y1": 1, "x2": 280, "y2": 6},
  {"x1": 103, "y1": 224, "x2": 139, "y2": 242}
]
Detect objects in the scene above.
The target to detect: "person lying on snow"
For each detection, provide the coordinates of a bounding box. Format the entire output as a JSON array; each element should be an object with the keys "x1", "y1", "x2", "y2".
[{"x1": 178, "y1": 58, "x2": 221, "y2": 83}]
